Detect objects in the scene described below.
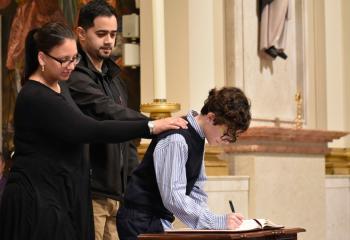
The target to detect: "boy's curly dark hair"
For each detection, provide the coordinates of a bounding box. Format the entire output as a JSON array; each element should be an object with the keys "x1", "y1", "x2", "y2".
[{"x1": 200, "y1": 87, "x2": 251, "y2": 142}]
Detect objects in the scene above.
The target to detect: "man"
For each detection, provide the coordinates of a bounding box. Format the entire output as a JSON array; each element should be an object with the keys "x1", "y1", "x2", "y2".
[
  {"x1": 66, "y1": 1, "x2": 147, "y2": 239},
  {"x1": 117, "y1": 87, "x2": 251, "y2": 240}
]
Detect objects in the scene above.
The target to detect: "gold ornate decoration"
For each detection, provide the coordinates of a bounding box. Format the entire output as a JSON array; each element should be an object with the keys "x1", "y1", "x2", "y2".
[
  {"x1": 140, "y1": 99, "x2": 180, "y2": 119},
  {"x1": 326, "y1": 148, "x2": 350, "y2": 175},
  {"x1": 204, "y1": 145, "x2": 228, "y2": 176},
  {"x1": 294, "y1": 91, "x2": 303, "y2": 129}
]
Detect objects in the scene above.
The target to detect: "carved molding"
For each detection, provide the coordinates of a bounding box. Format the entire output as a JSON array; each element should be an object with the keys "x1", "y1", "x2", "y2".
[{"x1": 223, "y1": 126, "x2": 348, "y2": 155}]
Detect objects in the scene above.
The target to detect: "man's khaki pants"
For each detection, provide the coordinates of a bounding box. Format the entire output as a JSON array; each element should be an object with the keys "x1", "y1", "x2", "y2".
[{"x1": 92, "y1": 197, "x2": 120, "y2": 240}]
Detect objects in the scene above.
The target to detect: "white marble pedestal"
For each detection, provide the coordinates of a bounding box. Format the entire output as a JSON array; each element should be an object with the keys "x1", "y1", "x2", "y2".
[
  {"x1": 224, "y1": 127, "x2": 347, "y2": 240},
  {"x1": 325, "y1": 175, "x2": 350, "y2": 240}
]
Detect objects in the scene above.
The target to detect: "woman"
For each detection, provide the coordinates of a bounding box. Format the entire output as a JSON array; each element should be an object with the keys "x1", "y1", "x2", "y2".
[{"x1": 0, "y1": 22, "x2": 186, "y2": 240}]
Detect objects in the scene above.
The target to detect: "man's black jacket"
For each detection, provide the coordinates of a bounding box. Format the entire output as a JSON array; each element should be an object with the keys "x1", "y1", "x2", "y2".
[{"x1": 66, "y1": 48, "x2": 148, "y2": 201}]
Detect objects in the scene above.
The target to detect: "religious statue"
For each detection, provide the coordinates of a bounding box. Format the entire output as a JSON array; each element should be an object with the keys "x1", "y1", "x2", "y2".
[{"x1": 259, "y1": 0, "x2": 291, "y2": 60}]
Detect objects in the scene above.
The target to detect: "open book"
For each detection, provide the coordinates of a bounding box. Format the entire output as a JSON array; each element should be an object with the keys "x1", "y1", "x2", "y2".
[
  {"x1": 235, "y1": 218, "x2": 284, "y2": 231},
  {"x1": 165, "y1": 219, "x2": 284, "y2": 233}
]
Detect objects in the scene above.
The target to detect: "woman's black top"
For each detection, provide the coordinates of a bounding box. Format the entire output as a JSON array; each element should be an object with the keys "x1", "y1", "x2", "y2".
[{"x1": 0, "y1": 80, "x2": 149, "y2": 240}]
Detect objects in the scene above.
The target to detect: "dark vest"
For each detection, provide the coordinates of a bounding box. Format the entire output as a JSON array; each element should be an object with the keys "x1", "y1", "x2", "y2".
[{"x1": 124, "y1": 119, "x2": 205, "y2": 222}]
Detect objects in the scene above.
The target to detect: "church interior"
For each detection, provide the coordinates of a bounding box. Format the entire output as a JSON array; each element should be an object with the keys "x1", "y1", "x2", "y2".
[{"x1": 0, "y1": 1, "x2": 349, "y2": 240}]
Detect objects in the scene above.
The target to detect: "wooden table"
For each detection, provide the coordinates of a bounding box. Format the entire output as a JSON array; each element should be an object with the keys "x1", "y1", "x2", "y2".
[{"x1": 138, "y1": 227, "x2": 305, "y2": 240}]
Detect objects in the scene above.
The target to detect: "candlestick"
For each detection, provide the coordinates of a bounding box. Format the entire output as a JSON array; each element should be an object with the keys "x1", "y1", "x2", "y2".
[
  {"x1": 152, "y1": 0, "x2": 166, "y2": 100},
  {"x1": 140, "y1": 0, "x2": 180, "y2": 119},
  {"x1": 294, "y1": 91, "x2": 303, "y2": 129}
]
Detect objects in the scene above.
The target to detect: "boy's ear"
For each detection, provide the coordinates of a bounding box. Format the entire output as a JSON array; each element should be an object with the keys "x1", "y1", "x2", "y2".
[{"x1": 207, "y1": 112, "x2": 216, "y2": 123}]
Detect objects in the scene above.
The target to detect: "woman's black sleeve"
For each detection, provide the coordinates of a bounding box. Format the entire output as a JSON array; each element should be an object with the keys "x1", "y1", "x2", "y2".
[{"x1": 28, "y1": 91, "x2": 150, "y2": 144}]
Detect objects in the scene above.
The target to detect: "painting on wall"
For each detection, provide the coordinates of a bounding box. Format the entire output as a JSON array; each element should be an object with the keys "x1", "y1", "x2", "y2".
[{"x1": 1, "y1": 0, "x2": 73, "y2": 162}]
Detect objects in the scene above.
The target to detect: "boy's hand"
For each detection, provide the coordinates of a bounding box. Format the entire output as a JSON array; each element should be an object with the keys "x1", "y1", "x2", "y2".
[{"x1": 226, "y1": 213, "x2": 244, "y2": 230}]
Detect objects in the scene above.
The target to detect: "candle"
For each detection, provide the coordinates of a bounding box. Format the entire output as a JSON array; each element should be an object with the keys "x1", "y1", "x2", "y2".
[{"x1": 152, "y1": 0, "x2": 166, "y2": 100}]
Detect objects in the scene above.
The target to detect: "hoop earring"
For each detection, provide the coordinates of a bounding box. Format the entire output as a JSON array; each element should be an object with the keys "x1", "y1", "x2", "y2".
[{"x1": 41, "y1": 65, "x2": 45, "y2": 72}]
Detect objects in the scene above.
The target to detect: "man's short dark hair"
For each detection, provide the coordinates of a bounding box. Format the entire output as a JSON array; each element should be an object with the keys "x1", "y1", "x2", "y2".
[
  {"x1": 201, "y1": 87, "x2": 251, "y2": 142},
  {"x1": 78, "y1": 0, "x2": 117, "y2": 30}
]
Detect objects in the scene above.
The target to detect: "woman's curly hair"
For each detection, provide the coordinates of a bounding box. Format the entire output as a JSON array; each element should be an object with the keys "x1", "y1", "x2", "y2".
[{"x1": 200, "y1": 87, "x2": 251, "y2": 142}]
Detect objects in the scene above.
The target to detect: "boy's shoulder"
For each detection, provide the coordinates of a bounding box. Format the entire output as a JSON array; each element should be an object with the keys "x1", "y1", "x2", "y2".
[{"x1": 157, "y1": 128, "x2": 191, "y2": 141}]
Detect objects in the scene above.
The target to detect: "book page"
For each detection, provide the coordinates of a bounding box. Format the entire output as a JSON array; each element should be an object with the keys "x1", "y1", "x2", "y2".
[
  {"x1": 255, "y1": 219, "x2": 284, "y2": 229},
  {"x1": 234, "y1": 219, "x2": 261, "y2": 231}
]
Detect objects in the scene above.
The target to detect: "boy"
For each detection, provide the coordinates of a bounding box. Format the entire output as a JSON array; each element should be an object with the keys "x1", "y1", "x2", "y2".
[{"x1": 117, "y1": 87, "x2": 251, "y2": 240}]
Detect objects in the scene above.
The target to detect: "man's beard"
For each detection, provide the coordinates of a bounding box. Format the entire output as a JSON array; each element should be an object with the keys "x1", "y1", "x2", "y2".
[
  {"x1": 97, "y1": 46, "x2": 113, "y2": 60},
  {"x1": 97, "y1": 54, "x2": 110, "y2": 60}
]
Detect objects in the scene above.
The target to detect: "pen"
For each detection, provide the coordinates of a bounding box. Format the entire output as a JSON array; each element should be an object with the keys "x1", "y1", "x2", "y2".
[{"x1": 229, "y1": 200, "x2": 235, "y2": 213}]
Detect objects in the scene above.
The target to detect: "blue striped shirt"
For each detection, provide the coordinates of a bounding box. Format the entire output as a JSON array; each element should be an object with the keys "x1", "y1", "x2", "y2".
[{"x1": 153, "y1": 111, "x2": 227, "y2": 230}]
